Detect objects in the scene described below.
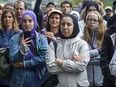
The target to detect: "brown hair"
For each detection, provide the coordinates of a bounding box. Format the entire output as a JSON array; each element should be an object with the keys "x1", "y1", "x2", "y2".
[
  {"x1": 1, "y1": 9, "x2": 19, "y2": 32},
  {"x1": 0, "y1": 5, "x2": 3, "y2": 10}
]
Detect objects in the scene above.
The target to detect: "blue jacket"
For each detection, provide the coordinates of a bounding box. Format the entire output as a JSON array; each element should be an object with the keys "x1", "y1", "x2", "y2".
[
  {"x1": 0, "y1": 29, "x2": 21, "y2": 85},
  {"x1": 9, "y1": 31, "x2": 48, "y2": 87},
  {"x1": 0, "y1": 29, "x2": 21, "y2": 48}
]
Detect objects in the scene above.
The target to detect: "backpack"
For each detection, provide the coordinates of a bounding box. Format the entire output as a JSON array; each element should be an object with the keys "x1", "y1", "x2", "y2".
[
  {"x1": 41, "y1": 41, "x2": 59, "y2": 87},
  {"x1": 0, "y1": 48, "x2": 12, "y2": 79}
]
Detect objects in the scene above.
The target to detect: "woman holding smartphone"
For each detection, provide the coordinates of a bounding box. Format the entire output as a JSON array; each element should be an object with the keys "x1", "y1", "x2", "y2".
[{"x1": 9, "y1": 10, "x2": 48, "y2": 87}]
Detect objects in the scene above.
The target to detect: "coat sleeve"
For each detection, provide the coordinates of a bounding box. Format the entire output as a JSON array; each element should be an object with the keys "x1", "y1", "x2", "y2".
[
  {"x1": 100, "y1": 33, "x2": 113, "y2": 77},
  {"x1": 61, "y1": 41, "x2": 90, "y2": 72},
  {"x1": 9, "y1": 34, "x2": 24, "y2": 63},
  {"x1": 33, "y1": 0, "x2": 43, "y2": 30},
  {"x1": 46, "y1": 41, "x2": 90, "y2": 74},
  {"x1": 46, "y1": 42, "x2": 63, "y2": 74},
  {"x1": 109, "y1": 50, "x2": 116, "y2": 76}
]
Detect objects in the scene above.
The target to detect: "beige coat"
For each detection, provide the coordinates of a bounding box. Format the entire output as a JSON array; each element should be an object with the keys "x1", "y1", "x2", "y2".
[{"x1": 46, "y1": 36, "x2": 90, "y2": 87}]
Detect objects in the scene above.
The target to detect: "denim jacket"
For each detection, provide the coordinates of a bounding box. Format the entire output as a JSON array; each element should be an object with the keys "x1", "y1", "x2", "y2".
[{"x1": 9, "y1": 31, "x2": 48, "y2": 87}]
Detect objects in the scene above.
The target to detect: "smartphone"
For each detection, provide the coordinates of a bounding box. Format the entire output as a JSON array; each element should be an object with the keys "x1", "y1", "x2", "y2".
[
  {"x1": 24, "y1": 31, "x2": 31, "y2": 39},
  {"x1": 24, "y1": 31, "x2": 31, "y2": 44}
]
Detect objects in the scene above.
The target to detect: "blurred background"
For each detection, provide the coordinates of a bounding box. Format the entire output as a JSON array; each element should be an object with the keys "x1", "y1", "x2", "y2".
[{"x1": 0, "y1": 0, "x2": 115, "y2": 10}]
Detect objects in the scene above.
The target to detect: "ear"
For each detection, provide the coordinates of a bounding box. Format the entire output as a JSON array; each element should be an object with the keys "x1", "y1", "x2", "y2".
[{"x1": 71, "y1": 7, "x2": 72, "y2": 10}]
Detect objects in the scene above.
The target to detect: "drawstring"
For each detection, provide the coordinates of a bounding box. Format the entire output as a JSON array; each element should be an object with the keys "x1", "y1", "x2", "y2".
[{"x1": 92, "y1": 65, "x2": 95, "y2": 86}]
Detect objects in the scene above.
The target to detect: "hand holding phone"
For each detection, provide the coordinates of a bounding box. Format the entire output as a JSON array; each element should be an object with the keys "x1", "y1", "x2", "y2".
[{"x1": 24, "y1": 31, "x2": 31, "y2": 45}]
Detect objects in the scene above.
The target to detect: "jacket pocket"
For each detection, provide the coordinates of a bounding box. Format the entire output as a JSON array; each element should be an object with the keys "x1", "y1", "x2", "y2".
[{"x1": 77, "y1": 80, "x2": 89, "y2": 86}]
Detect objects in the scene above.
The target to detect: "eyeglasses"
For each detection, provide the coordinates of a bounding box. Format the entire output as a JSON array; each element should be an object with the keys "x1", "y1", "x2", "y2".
[{"x1": 87, "y1": 18, "x2": 99, "y2": 23}]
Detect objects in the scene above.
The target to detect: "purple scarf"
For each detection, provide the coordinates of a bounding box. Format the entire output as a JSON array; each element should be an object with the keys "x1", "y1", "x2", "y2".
[
  {"x1": 22, "y1": 11, "x2": 38, "y2": 59},
  {"x1": 22, "y1": 10, "x2": 38, "y2": 39}
]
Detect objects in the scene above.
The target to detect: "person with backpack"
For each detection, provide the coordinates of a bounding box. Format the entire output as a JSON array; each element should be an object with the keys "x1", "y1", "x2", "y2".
[
  {"x1": 0, "y1": 9, "x2": 21, "y2": 87},
  {"x1": 46, "y1": 14, "x2": 90, "y2": 87}
]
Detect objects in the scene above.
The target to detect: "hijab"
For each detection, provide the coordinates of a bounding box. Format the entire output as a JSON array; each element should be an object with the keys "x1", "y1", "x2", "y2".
[
  {"x1": 85, "y1": 2, "x2": 99, "y2": 15},
  {"x1": 59, "y1": 14, "x2": 80, "y2": 39},
  {"x1": 22, "y1": 10, "x2": 38, "y2": 39}
]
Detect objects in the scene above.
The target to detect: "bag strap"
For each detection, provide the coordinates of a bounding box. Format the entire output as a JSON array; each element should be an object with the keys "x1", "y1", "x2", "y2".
[
  {"x1": 18, "y1": 33, "x2": 38, "y2": 56},
  {"x1": 52, "y1": 41, "x2": 57, "y2": 58}
]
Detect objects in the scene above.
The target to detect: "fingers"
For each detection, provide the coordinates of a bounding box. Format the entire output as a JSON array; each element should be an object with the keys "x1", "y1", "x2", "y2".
[
  {"x1": 22, "y1": 35, "x2": 31, "y2": 46},
  {"x1": 45, "y1": 32, "x2": 54, "y2": 38},
  {"x1": 72, "y1": 55, "x2": 85, "y2": 61},
  {"x1": 55, "y1": 58, "x2": 63, "y2": 66}
]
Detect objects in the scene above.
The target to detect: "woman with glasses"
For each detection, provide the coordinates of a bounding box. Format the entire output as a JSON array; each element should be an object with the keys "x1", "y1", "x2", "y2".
[
  {"x1": 78, "y1": 1, "x2": 99, "y2": 36},
  {"x1": 83, "y1": 11, "x2": 106, "y2": 87}
]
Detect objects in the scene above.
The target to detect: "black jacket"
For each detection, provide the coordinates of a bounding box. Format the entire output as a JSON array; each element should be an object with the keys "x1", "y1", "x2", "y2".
[
  {"x1": 107, "y1": 14, "x2": 116, "y2": 28},
  {"x1": 33, "y1": 0, "x2": 43, "y2": 31},
  {"x1": 100, "y1": 25, "x2": 116, "y2": 87}
]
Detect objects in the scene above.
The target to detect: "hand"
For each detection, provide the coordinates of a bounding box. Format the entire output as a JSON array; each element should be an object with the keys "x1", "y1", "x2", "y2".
[
  {"x1": 13, "y1": 62, "x2": 24, "y2": 68},
  {"x1": 72, "y1": 54, "x2": 85, "y2": 61},
  {"x1": 45, "y1": 32, "x2": 56, "y2": 40},
  {"x1": 55, "y1": 58, "x2": 63, "y2": 66},
  {"x1": 21, "y1": 35, "x2": 31, "y2": 53}
]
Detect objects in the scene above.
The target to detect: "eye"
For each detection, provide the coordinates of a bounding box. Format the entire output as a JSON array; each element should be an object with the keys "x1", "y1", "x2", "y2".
[
  {"x1": 93, "y1": 19, "x2": 98, "y2": 22},
  {"x1": 67, "y1": 23, "x2": 72, "y2": 26},
  {"x1": 61, "y1": 23, "x2": 65, "y2": 26},
  {"x1": 8, "y1": 16, "x2": 12, "y2": 18},
  {"x1": 28, "y1": 19, "x2": 32, "y2": 22},
  {"x1": 56, "y1": 17, "x2": 60, "y2": 20}
]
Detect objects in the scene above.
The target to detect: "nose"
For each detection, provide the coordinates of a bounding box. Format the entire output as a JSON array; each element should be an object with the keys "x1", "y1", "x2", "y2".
[
  {"x1": 6, "y1": 17, "x2": 9, "y2": 20},
  {"x1": 25, "y1": 21, "x2": 29, "y2": 25},
  {"x1": 64, "y1": 24, "x2": 68, "y2": 29},
  {"x1": 91, "y1": 20, "x2": 94, "y2": 23},
  {"x1": 16, "y1": 8, "x2": 22, "y2": 12}
]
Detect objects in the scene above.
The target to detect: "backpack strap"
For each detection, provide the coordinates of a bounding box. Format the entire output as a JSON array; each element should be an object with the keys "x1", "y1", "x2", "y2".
[{"x1": 52, "y1": 41, "x2": 57, "y2": 58}]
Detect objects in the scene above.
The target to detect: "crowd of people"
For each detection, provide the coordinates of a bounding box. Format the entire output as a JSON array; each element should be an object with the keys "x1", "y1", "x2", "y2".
[{"x1": 0, "y1": 0, "x2": 116, "y2": 87}]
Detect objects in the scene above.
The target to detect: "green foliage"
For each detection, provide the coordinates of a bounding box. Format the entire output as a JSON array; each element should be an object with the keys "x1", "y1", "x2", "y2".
[
  {"x1": 103, "y1": 1, "x2": 113, "y2": 7},
  {"x1": 70, "y1": 0, "x2": 114, "y2": 8},
  {"x1": 71, "y1": 0, "x2": 83, "y2": 5}
]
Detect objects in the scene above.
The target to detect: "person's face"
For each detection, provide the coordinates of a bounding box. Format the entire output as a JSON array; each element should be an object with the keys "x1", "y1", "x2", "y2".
[
  {"x1": 49, "y1": 13, "x2": 60, "y2": 28},
  {"x1": 87, "y1": 6, "x2": 98, "y2": 13},
  {"x1": 15, "y1": 2, "x2": 26, "y2": 19},
  {"x1": 43, "y1": 19, "x2": 47, "y2": 28},
  {"x1": 22, "y1": 15, "x2": 34, "y2": 31},
  {"x1": 46, "y1": 4, "x2": 55, "y2": 13},
  {"x1": 3, "y1": 12, "x2": 14, "y2": 28},
  {"x1": 86, "y1": 13, "x2": 99, "y2": 29},
  {"x1": 61, "y1": 4, "x2": 72, "y2": 14},
  {"x1": 106, "y1": 9, "x2": 112, "y2": 16},
  {"x1": 60, "y1": 17, "x2": 74, "y2": 37}
]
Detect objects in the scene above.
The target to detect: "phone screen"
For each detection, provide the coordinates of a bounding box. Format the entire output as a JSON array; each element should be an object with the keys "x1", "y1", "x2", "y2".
[
  {"x1": 24, "y1": 31, "x2": 31, "y2": 45},
  {"x1": 24, "y1": 31, "x2": 31, "y2": 39}
]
